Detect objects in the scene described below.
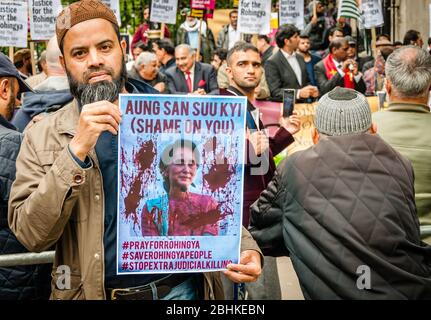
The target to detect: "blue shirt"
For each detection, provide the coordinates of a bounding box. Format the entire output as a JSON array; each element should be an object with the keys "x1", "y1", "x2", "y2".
[{"x1": 304, "y1": 53, "x2": 322, "y2": 87}]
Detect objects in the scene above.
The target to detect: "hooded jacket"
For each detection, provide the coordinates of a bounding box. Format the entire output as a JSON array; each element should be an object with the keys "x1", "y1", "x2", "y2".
[{"x1": 12, "y1": 89, "x2": 73, "y2": 132}]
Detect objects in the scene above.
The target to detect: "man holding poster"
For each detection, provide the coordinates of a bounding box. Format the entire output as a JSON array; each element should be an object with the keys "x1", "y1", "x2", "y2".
[{"x1": 9, "y1": 0, "x2": 262, "y2": 300}]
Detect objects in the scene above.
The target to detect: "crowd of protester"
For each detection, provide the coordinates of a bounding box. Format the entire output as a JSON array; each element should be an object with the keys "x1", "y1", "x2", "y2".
[{"x1": 0, "y1": 0, "x2": 430, "y2": 300}]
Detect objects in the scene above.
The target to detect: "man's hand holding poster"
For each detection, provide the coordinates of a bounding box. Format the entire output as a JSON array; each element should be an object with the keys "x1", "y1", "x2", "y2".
[{"x1": 117, "y1": 94, "x2": 247, "y2": 274}]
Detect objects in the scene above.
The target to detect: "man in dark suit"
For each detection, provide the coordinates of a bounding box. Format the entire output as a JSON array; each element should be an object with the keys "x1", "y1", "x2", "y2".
[
  {"x1": 314, "y1": 37, "x2": 366, "y2": 96},
  {"x1": 165, "y1": 44, "x2": 219, "y2": 95},
  {"x1": 265, "y1": 24, "x2": 319, "y2": 102}
]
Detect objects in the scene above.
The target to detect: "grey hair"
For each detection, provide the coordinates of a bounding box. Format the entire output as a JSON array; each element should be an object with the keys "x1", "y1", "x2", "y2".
[
  {"x1": 175, "y1": 44, "x2": 195, "y2": 56},
  {"x1": 134, "y1": 51, "x2": 157, "y2": 69},
  {"x1": 385, "y1": 45, "x2": 431, "y2": 98}
]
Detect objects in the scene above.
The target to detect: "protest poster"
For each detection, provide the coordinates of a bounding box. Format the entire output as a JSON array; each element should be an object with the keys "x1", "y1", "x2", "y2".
[
  {"x1": 279, "y1": 0, "x2": 304, "y2": 30},
  {"x1": 361, "y1": 0, "x2": 384, "y2": 29},
  {"x1": 190, "y1": 0, "x2": 216, "y2": 20},
  {"x1": 101, "y1": 0, "x2": 121, "y2": 25},
  {"x1": 190, "y1": 8, "x2": 204, "y2": 19},
  {"x1": 238, "y1": 0, "x2": 271, "y2": 35},
  {"x1": 190, "y1": 0, "x2": 216, "y2": 10},
  {"x1": 29, "y1": 0, "x2": 63, "y2": 41},
  {"x1": 150, "y1": 0, "x2": 178, "y2": 24},
  {"x1": 117, "y1": 94, "x2": 247, "y2": 274},
  {"x1": 0, "y1": 0, "x2": 28, "y2": 48}
]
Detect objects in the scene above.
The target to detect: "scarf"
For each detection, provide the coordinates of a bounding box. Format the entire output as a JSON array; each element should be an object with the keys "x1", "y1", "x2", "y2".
[{"x1": 181, "y1": 19, "x2": 207, "y2": 35}]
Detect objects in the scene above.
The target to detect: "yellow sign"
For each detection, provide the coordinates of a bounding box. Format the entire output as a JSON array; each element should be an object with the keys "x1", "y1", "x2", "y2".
[
  {"x1": 270, "y1": 12, "x2": 279, "y2": 29},
  {"x1": 190, "y1": 9, "x2": 204, "y2": 18}
]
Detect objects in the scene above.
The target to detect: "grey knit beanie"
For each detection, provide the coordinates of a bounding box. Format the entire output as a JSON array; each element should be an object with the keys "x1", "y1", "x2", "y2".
[{"x1": 314, "y1": 87, "x2": 372, "y2": 136}]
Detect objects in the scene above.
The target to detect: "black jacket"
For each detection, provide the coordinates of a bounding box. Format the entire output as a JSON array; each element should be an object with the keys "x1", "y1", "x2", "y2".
[
  {"x1": 165, "y1": 62, "x2": 219, "y2": 95},
  {"x1": 250, "y1": 133, "x2": 431, "y2": 299},
  {"x1": 0, "y1": 116, "x2": 51, "y2": 299},
  {"x1": 265, "y1": 50, "x2": 311, "y2": 102}
]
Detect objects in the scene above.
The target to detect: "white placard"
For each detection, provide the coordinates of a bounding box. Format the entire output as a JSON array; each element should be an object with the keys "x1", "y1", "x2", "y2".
[
  {"x1": 101, "y1": 0, "x2": 121, "y2": 26},
  {"x1": 0, "y1": 0, "x2": 28, "y2": 48},
  {"x1": 279, "y1": 0, "x2": 304, "y2": 30},
  {"x1": 150, "y1": 0, "x2": 178, "y2": 25},
  {"x1": 361, "y1": 0, "x2": 384, "y2": 29},
  {"x1": 238, "y1": 0, "x2": 271, "y2": 35},
  {"x1": 29, "y1": 0, "x2": 63, "y2": 41}
]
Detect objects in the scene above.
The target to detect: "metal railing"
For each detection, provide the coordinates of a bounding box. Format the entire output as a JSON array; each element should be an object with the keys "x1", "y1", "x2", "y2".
[
  {"x1": 0, "y1": 250, "x2": 54, "y2": 267},
  {"x1": 0, "y1": 227, "x2": 430, "y2": 268}
]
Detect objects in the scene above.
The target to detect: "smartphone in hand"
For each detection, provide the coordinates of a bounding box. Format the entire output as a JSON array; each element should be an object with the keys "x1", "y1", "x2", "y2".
[{"x1": 282, "y1": 89, "x2": 296, "y2": 117}]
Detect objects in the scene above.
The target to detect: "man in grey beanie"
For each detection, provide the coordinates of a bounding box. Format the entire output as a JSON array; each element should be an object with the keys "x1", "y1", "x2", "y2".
[{"x1": 249, "y1": 87, "x2": 431, "y2": 299}]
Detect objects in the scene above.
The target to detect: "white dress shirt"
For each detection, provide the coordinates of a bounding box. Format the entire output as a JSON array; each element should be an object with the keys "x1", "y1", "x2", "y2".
[
  {"x1": 280, "y1": 49, "x2": 302, "y2": 86},
  {"x1": 228, "y1": 25, "x2": 241, "y2": 50}
]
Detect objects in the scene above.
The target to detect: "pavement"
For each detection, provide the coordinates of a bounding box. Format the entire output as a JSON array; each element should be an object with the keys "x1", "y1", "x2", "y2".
[{"x1": 277, "y1": 257, "x2": 304, "y2": 300}]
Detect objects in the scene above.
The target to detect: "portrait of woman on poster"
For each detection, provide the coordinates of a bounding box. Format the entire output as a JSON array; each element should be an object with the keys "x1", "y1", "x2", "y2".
[{"x1": 141, "y1": 139, "x2": 221, "y2": 236}]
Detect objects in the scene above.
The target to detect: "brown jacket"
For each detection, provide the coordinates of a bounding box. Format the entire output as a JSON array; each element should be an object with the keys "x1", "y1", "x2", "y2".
[{"x1": 8, "y1": 100, "x2": 262, "y2": 300}]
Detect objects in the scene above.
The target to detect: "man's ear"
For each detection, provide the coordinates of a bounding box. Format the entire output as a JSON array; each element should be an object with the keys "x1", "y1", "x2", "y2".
[
  {"x1": 0, "y1": 78, "x2": 11, "y2": 100},
  {"x1": 59, "y1": 55, "x2": 66, "y2": 73},
  {"x1": 312, "y1": 127, "x2": 320, "y2": 145},
  {"x1": 120, "y1": 39, "x2": 127, "y2": 57},
  {"x1": 385, "y1": 78, "x2": 392, "y2": 97},
  {"x1": 225, "y1": 65, "x2": 233, "y2": 81},
  {"x1": 370, "y1": 123, "x2": 377, "y2": 134}
]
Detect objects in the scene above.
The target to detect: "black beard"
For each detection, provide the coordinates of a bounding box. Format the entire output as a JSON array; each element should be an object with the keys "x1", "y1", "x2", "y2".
[
  {"x1": 6, "y1": 90, "x2": 16, "y2": 121},
  {"x1": 67, "y1": 60, "x2": 127, "y2": 106}
]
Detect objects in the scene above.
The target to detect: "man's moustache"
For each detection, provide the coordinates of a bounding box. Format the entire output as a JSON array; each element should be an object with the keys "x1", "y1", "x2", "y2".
[{"x1": 84, "y1": 68, "x2": 113, "y2": 82}]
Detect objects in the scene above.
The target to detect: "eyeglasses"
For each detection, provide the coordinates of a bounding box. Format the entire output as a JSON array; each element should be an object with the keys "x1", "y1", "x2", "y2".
[{"x1": 172, "y1": 161, "x2": 197, "y2": 169}]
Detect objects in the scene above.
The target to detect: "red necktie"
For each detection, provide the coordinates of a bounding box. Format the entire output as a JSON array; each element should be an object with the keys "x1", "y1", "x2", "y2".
[{"x1": 185, "y1": 71, "x2": 192, "y2": 93}]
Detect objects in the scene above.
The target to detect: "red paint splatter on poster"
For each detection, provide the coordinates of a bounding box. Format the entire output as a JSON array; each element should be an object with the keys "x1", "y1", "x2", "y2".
[
  {"x1": 123, "y1": 140, "x2": 156, "y2": 226},
  {"x1": 203, "y1": 157, "x2": 235, "y2": 192}
]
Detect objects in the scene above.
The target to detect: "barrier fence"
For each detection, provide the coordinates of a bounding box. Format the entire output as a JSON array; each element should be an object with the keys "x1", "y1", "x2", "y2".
[{"x1": 1, "y1": 225, "x2": 430, "y2": 268}]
